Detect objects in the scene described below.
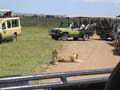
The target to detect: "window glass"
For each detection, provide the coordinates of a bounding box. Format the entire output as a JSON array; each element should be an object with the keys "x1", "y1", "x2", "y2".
[
  {"x1": 2, "y1": 23, "x2": 6, "y2": 29},
  {"x1": 0, "y1": 23, "x2": 2, "y2": 29},
  {"x1": 7, "y1": 21, "x2": 11, "y2": 28},
  {"x1": 12, "y1": 19, "x2": 19, "y2": 27}
]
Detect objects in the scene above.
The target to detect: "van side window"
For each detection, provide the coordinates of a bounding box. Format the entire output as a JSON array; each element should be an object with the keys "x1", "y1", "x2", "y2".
[
  {"x1": 2, "y1": 23, "x2": 6, "y2": 29},
  {"x1": 12, "y1": 19, "x2": 19, "y2": 27},
  {"x1": 7, "y1": 21, "x2": 11, "y2": 28}
]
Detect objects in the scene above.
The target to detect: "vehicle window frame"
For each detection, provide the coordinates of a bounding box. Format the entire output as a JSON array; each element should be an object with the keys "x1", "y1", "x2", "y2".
[
  {"x1": 7, "y1": 20, "x2": 12, "y2": 29},
  {"x1": 12, "y1": 19, "x2": 19, "y2": 28},
  {"x1": 2, "y1": 22, "x2": 6, "y2": 30}
]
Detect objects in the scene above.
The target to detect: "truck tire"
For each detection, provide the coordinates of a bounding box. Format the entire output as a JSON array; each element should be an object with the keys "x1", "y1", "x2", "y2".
[
  {"x1": 12, "y1": 33, "x2": 17, "y2": 42},
  {"x1": 83, "y1": 34, "x2": 89, "y2": 41},
  {"x1": 0, "y1": 35, "x2": 2, "y2": 44},
  {"x1": 61, "y1": 33, "x2": 68, "y2": 41}
]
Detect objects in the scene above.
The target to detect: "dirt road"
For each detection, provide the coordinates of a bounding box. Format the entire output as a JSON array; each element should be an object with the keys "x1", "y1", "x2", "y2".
[{"x1": 47, "y1": 35, "x2": 120, "y2": 73}]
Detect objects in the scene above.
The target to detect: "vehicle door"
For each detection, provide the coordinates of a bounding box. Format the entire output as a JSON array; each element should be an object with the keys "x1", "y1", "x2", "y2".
[
  {"x1": 69, "y1": 28, "x2": 80, "y2": 37},
  {"x1": 5, "y1": 20, "x2": 13, "y2": 38},
  {"x1": 11, "y1": 19, "x2": 21, "y2": 35},
  {"x1": 1, "y1": 21, "x2": 10, "y2": 39}
]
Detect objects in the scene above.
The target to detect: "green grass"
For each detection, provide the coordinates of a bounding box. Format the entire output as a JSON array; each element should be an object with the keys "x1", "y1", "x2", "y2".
[{"x1": 0, "y1": 17, "x2": 63, "y2": 76}]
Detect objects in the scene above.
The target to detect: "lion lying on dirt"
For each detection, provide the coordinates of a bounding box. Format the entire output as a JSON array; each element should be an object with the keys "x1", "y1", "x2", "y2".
[{"x1": 49, "y1": 48, "x2": 83, "y2": 65}]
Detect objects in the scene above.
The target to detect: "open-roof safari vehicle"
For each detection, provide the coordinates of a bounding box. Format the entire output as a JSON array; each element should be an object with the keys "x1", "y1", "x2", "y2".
[
  {"x1": 95, "y1": 16, "x2": 120, "y2": 41},
  {"x1": 112, "y1": 22, "x2": 120, "y2": 55},
  {"x1": 0, "y1": 10, "x2": 22, "y2": 43},
  {"x1": 49, "y1": 16, "x2": 94, "y2": 41},
  {"x1": 49, "y1": 16, "x2": 120, "y2": 41}
]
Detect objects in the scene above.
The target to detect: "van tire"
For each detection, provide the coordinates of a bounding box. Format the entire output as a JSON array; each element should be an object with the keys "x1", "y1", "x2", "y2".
[
  {"x1": 12, "y1": 33, "x2": 17, "y2": 42},
  {"x1": 0, "y1": 35, "x2": 2, "y2": 44}
]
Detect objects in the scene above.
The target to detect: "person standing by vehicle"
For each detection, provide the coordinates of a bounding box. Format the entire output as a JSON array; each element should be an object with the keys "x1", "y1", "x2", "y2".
[{"x1": 69, "y1": 22, "x2": 74, "y2": 28}]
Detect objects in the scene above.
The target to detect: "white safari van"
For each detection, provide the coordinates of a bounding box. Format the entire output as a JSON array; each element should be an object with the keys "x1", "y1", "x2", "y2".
[{"x1": 0, "y1": 10, "x2": 22, "y2": 43}]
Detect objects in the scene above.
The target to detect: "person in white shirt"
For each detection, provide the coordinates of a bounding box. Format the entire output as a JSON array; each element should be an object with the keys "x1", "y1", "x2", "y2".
[
  {"x1": 85, "y1": 24, "x2": 90, "y2": 30},
  {"x1": 69, "y1": 22, "x2": 74, "y2": 28},
  {"x1": 80, "y1": 24, "x2": 85, "y2": 30}
]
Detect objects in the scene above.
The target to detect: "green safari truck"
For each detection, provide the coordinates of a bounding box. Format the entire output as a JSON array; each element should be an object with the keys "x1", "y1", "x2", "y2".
[{"x1": 49, "y1": 23, "x2": 94, "y2": 41}]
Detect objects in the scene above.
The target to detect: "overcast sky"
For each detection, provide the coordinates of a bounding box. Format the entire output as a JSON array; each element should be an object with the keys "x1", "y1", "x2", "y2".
[{"x1": 0, "y1": 0, "x2": 120, "y2": 16}]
